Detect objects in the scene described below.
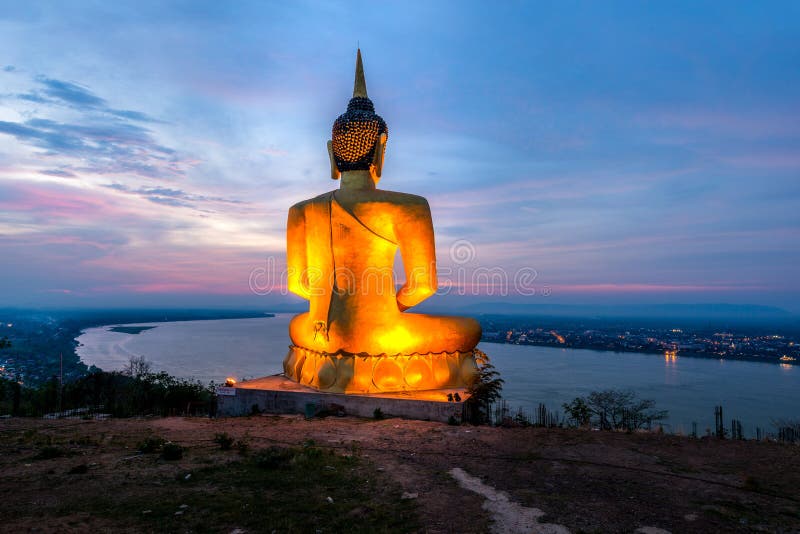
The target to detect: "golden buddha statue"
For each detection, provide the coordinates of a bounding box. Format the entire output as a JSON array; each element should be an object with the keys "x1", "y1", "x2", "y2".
[{"x1": 283, "y1": 50, "x2": 482, "y2": 393}]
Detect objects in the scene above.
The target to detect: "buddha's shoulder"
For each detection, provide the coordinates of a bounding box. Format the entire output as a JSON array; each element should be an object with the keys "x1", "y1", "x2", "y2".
[
  {"x1": 289, "y1": 191, "x2": 335, "y2": 212},
  {"x1": 371, "y1": 189, "x2": 430, "y2": 207}
]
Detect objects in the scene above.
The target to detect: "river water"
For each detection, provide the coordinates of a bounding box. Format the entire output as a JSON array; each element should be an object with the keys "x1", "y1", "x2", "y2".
[{"x1": 76, "y1": 314, "x2": 798, "y2": 436}]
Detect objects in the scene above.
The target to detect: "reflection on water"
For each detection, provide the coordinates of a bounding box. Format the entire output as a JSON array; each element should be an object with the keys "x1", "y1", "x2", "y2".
[{"x1": 77, "y1": 316, "x2": 799, "y2": 437}]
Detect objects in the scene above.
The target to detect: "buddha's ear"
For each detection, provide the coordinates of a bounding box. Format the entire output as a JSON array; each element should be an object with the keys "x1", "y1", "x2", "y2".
[
  {"x1": 370, "y1": 133, "x2": 387, "y2": 182},
  {"x1": 327, "y1": 140, "x2": 341, "y2": 180}
]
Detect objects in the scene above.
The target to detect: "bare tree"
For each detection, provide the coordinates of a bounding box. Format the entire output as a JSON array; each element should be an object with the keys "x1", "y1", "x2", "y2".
[
  {"x1": 583, "y1": 389, "x2": 667, "y2": 431},
  {"x1": 123, "y1": 355, "x2": 152, "y2": 379}
]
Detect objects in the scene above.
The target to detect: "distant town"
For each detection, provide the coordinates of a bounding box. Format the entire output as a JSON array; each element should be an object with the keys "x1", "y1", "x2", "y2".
[{"x1": 478, "y1": 315, "x2": 800, "y2": 366}]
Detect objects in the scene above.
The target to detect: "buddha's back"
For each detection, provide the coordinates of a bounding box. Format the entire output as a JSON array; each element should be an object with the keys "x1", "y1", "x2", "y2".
[{"x1": 282, "y1": 49, "x2": 480, "y2": 393}]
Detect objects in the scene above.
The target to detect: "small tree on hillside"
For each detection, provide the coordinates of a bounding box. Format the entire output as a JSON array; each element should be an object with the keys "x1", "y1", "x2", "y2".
[
  {"x1": 465, "y1": 354, "x2": 504, "y2": 425},
  {"x1": 123, "y1": 355, "x2": 153, "y2": 379},
  {"x1": 563, "y1": 397, "x2": 592, "y2": 427},
  {"x1": 584, "y1": 389, "x2": 667, "y2": 431}
]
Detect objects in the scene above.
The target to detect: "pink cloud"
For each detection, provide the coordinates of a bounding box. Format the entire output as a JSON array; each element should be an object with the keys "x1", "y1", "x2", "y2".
[
  {"x1": 81, "y1": 246, "x2": 267, "y2": 295},
  {"x1": 0, "y1": 181, "x2": 119, "y2": 222}
]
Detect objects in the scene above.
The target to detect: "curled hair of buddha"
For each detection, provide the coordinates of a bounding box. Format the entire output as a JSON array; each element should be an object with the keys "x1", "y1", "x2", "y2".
[{"x1": 331, "y1": 50, "x2": 388, "y2": 172}]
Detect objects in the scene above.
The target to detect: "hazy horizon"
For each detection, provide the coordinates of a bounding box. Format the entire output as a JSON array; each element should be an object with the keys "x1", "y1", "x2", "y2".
[{"x1": 3, "y1": 300, "x2": 798, "y2": 321}]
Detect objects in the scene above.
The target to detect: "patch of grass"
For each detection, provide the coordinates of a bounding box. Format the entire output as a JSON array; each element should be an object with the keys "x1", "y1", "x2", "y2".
[
  {"x1": 33, "y1": 446, "x2": 66, "y2": 460},
  {"x1": 67, "y1": 464, "x2": 89, "y2": 475},
  {"x1": 54, "y1": 442, "x2": 418, "y2": 533},
  {"x1": 19, "y1": 429, "x2": 56, "y2": 447},
  {"x1": 69, "y1": 435, "x2": 99, "y2": 447},
  {"x1": 743, "y1": 475, "x2": 760, "y2": 491},
  {"x1": 701, "y1": 499, "x2": 769, "y2": 526},
  {"x1": 160, "y1": 442, "x2": 184, "y2": 461},
  {"x1": 20, "y1": 429, "x2": 39, "y2": 443},
  {"x1": 515, "y1": 451, "x2": 542, "y2": 462},
  {"x1": 212, "y1": 432, "x2": 234, "y2": 450},
  {"x1": 235, "y1": 439, "x2": 249, "y2": 455},
  {"x1": 253, "y1": 445, "x2": 294, "y2": 469},
  {"x1": 137, "y1": 435, "x2": 165, "y2": 453},
  {"x1": 654, "y1": 456, "x2": 699, "y2": 474}
]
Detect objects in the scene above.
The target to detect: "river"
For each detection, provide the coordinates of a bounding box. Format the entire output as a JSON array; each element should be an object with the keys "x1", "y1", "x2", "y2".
[{"x1": 76, "y1": 314, "x2": 798, "y2": 436}]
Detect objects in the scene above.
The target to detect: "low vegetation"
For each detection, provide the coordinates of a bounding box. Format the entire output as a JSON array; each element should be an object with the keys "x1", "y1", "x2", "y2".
[
  {"x1": 0, "y1": 355, "x2": 215, "y2": 417},
  {"x1": 464, "y1": 358, "x2": 504, "y2": 425},
  {"x1": 563, "y1": 389, "x2": 668, "y2": 431},
  {"x1": 1, "y1": 422, "x2": 419, "y2": 533}
]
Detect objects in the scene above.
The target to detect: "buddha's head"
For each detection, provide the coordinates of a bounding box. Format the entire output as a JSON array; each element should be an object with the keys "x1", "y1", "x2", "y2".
[{"x1": 328, "y1": 49, "x2": 388, "y2": 182}]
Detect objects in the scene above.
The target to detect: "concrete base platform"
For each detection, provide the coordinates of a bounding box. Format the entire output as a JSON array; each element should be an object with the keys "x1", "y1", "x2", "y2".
[{"x1": 216, "y1": 374, "x2": 469, "y2": 423}]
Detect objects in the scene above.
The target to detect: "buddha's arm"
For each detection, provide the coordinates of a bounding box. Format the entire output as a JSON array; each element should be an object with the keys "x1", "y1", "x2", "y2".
[
  {"x1": 286, "y1": 205, "x2": 311, "y2": 300},
  {"x1": 396, "y1": 199, "x2": 438, "y2": 311}
]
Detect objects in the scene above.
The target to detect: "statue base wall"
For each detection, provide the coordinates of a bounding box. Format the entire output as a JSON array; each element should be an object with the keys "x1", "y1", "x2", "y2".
[
  {"x1": 282, "y1": 345, "x2": 481, "y2": 394},
  {"x1": 215, "y1": 374, "x2": 469, "y2": 423}
]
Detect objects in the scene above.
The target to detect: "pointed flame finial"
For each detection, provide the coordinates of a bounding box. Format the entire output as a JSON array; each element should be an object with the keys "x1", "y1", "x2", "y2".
[{"x1": 353, "y1": 48, "x2": 368, "y2": 98}]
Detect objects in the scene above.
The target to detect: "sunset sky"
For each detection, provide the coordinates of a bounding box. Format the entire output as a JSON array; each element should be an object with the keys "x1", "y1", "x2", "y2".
[{"x1": 1, "y1": 2, "x2": 799, "y2": 311}]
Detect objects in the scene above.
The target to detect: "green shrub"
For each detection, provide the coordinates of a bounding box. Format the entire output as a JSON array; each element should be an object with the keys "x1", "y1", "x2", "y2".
[
  {"x1": 373, "y1": 407, "x2": 385, "y2": 420},
  {"x1": 254, "y1": 446, "x2": 294, "y2": 469},
  {"x1": 213, "y1": 432, "x2": 235, "y2": 450},
  {"x1": 563, "y1": 397, "x2": 592, "y2": 427},
  {"x1": 161, "y1": 441, "x2": 184, "y2": 461},
  {"x1": 301, "y1": 440, "x2": 322, "y2": 460},
  {"x1": 137, "y1": 435, "x2": 165, "y2": 453}
]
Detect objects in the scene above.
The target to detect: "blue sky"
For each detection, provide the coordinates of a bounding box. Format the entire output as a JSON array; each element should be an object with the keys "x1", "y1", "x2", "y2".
[{"x1": 0, "y1": 1, "x2": 799, "y2": 311}]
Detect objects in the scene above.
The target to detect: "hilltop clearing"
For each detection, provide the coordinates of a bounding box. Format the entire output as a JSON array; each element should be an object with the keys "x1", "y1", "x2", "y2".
[{"x1": 1, "y1": 416, "x2": 799, "y2": 533}]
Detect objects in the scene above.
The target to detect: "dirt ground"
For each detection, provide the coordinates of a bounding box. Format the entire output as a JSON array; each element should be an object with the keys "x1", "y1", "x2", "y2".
[{"x1": 1, "y1": 415, "x2": 799, "y2": 533}]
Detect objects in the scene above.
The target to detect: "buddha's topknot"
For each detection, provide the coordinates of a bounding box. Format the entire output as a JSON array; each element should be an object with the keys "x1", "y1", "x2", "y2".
[
  {"x1": 332, "y1": 97, "x2": 388, "y2": 172},
  {"x1": 331, "y1": 49, "x2": 388, "y2": 173}
]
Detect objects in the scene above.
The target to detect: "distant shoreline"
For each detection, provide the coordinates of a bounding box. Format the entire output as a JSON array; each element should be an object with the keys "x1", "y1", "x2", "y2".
[
  {"x1": 480, "y1": 339, "x2": 798, "y2": 367},
  {"x1": 107, "y1": 326, "x2": 157, "y2": 335},
  {"x1": 82, "y1": 314, "x2": 282, "y2": 338},
  {"x1": 74, "y1": 311, "x2": 276, "y2": 335}
]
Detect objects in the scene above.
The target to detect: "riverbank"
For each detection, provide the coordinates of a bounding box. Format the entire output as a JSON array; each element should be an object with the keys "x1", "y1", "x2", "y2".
[
  {"x1": 2, "y1": 416, "x2": 799, "y2": 532},
  {"x1": 482, "y1": 339, "x2": 799, "y2": 367}
]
